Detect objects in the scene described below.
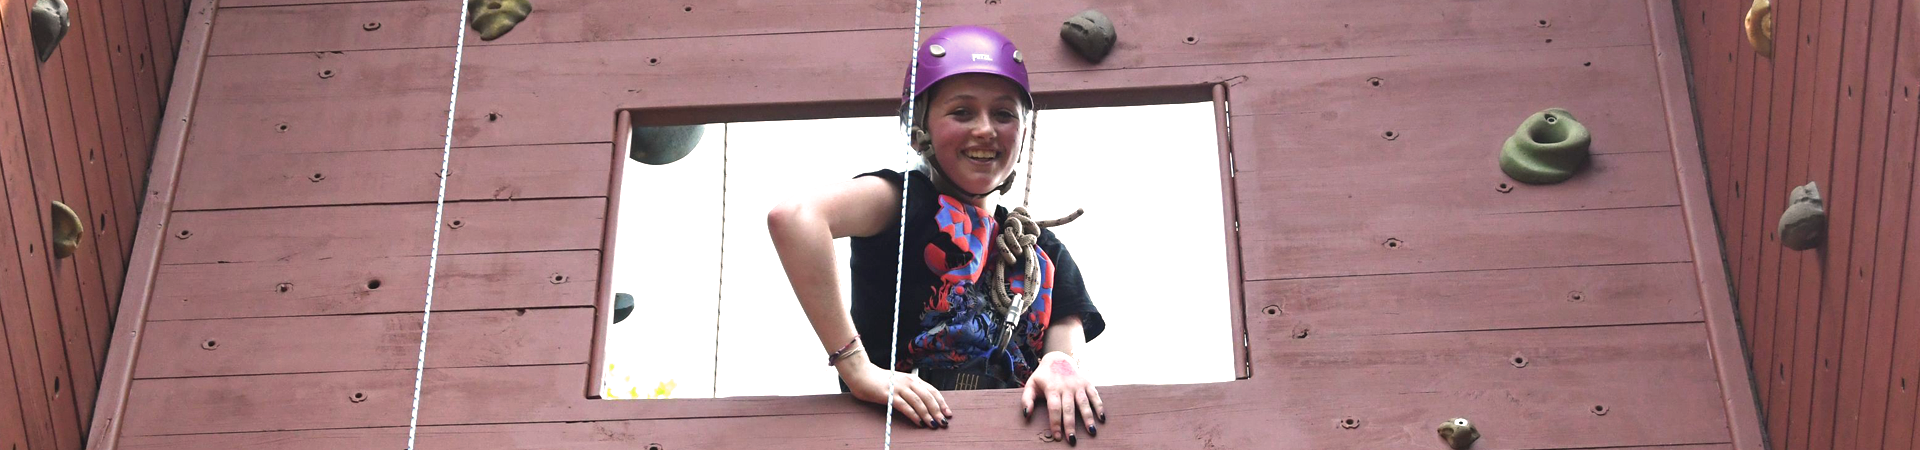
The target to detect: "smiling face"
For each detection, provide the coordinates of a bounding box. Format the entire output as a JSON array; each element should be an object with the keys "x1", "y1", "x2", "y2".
[{"x1": 923, "y1": 74, "x2": 1028, "y2": 202}]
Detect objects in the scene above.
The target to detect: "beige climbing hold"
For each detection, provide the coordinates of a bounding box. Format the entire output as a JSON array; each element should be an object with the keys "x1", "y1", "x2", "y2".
[
  {"x1": 1437, "y1": 418, "x2": 1480, "y2": 449},
  {"x1": 1746, "y1": 0, "x2": 1774, "y2": 58},
  {"x1": 468, "y1": 0, "x2": 532, "y2": 41},
  {"x1": 1777, "y1": 181, "x2": 1825, "y2": 251},
  {"x1": 51, "y1": 201, "x2": 82, "y2": 259}
]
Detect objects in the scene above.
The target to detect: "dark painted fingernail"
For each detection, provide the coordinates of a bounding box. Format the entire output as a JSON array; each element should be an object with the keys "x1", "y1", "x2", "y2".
[
  {"x1": 1098, "y1": 413, "x2": 1107, "y2": 423},
  {"x1": 939, "y1": 419, "x2": 948, "y2": 428},
  {"x1": 1024, "y1": 407, "x2": 1031, "y2": 418},
  {"x1": 1088, "y1": 425, "x2": 1097, "y2": 437},
  {"x1": 1069, "y1": 434, "x2": 1078, "y2": 446}
]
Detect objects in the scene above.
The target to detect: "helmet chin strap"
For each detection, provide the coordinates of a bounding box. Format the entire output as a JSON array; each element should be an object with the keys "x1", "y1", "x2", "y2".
[{"x1": 911, "y1": 126, "x2": 1019, "y2": 200}]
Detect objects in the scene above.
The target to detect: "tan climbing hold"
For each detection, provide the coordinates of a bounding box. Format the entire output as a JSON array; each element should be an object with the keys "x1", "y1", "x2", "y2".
[
  {"x1": 51, "y1": 201, "x2": 82, "y2": 259},
  {"x1": 468, "y1": 0, "x2": 532, "y2": 41},
  {"x1": 1437, "y1": 418, "x2": 1480, "y2": 449},
  {"x1": 1777, "y1": 181, "x2": 1825, "y2": 251},
  {"x1": 1746, "y1": 0, "x2": 1774, "y2": 58}
]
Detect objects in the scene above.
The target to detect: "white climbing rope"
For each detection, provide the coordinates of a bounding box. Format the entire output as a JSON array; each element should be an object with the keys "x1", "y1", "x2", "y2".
[
  {"x1": 407, "y1": 0, "x2": 474, "y2": 446},
  {"x1": 886, "y1": 1, "x2": 926, "y2": 448}
]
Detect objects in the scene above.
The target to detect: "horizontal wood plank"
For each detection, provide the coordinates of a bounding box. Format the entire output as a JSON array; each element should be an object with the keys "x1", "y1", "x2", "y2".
[
  {"x1": 1235, "y1": 151, "x2": 1681, "y2": 232},
  {"x1": 158, "y1": 197, "x2": 607, "y2": 264},
  {"x1": 1240, "y1": 206, "x2": 1695, "y2": 281},
  {"x1": 1226, "y1": 45, "x2": 1672, "y2": 174},
  {"x1": 174, "y1": 143, "x2": 612, "y2": 210},
  {"x1": 149, "y1": 251, "x2": 600, "y2": 320},
  {"x1": 188, "y1": 13, "x2": 1652, "y2": 154},
  {"x1": 123, "y1": 424, "x2": 1735, "y2": 450},
  {"x1": 1247, "y1": 263, "x2": 1705, "y2": 338},
  {"x1": 135, "y1": 308, "x2": 592, "y2": 378},
  {"x1": 121, "y1": 323, "x2": 1728, "y2": 450},
  {"x1": 211, "y1": 0, "x2": 1649, "y2": 58}
]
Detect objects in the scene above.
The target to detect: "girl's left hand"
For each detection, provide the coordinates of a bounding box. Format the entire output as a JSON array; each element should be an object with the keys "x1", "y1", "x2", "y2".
[{"x1": 1022, "y1": 351, "x2": 1104, "y2": 445}]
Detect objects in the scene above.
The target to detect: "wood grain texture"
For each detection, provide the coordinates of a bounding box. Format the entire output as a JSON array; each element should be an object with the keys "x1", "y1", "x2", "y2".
[
  {"x1": 1235, "y1": 150, "x2": 1681, "y2": 233},
  {"x1": 1679, "y1": 0, "x2": 1920, "y2": 445},
  {"x1": 1848, "y1": 0, "x2": 1918, "y2": 445},
  {"x1": 0, "y1": 11, "x2": 62, "y2": 450},
  {"x1": 1643, "y1": 0, "x2": 1768, "y2": 444},
  {"x1": 1869, "y1": 11, "x2": 1920, "y2": 448},
  {"x1": 148, "y1": 250, "x2": 600, "y2": 320},
  {"x1": 122, "y1": 425, "x2": 1737, "y2": 450},
  {"x1": 158, "y1": 197, "x2": 606, "y2": 264},
  {"x1": 1, "y1": 0, "x2": 90, "y2": 445},
  {"x1": 86, "y1": 0, "x2": 217, "y2": 445},
  {"x1": 210, "y1": 0, "x2": 1650, "y2": 55},
  {"x1": 120, "y1": 323, "x2": 1730, "y2": 450},
  {"x1": 1827, "y1": 0, "x2": 1895, "y2": 444},
  {"x1": 174, "y1": 143, "x2": 612, "y2": 210},
  {"x1": 1248, "y1": 263, "x2": 1705, "y2": 338},
  {"x1": 98, "y1": 0, "x2": 159, "y2": 227},
  {"x1": 1782, "y1": 0, "x2": 1848, "y2": 446},
  {"x1": 34, "y1": 17, "x2": 112, "y2": 429},
  {"x1": 1774, "y1": 0, "x2": 1827, "y2": 446},
  {"x1": 1728, "y1": 0, "x2": 1762, "y2": 346},
  {"x1": 63, "y1": 0, "x2": 140, "y2": 289},
  {"x1": 187, "y1": 0, "x2": 1654, "y2": 156},
  {"x1": 0, "y1": 326, "x2": 30, "y2": 450},
  {"x1": 1240, "y1": 206, "x2": 1694, "y2": 281},
  {"x1": 1798, "y1": 0, "x2": 1870, "y2": 442},
  {"x1": 135, "y1": 308, "x2": 593, "y2": 378}
]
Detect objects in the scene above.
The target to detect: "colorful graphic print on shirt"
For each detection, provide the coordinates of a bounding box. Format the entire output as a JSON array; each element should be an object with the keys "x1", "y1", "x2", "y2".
[{"x1": 906, "y1": 195, "x2": 1056, "y2": 384}]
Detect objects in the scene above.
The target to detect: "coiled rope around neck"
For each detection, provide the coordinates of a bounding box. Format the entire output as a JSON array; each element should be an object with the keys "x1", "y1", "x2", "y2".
[{"x1": 989, "y1": 116, "x2": 1082, "y2": 348}]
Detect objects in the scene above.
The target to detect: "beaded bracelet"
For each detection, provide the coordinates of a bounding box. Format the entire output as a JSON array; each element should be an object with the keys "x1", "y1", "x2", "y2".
[{"x1": 828, "y1": 335, "x2": 862, "y2": 366}]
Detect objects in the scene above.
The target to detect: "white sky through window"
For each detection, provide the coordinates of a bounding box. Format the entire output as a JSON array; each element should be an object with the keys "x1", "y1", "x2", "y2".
[{"x1": 602, "y1": 101, "x2": 1232, "y2": 400}]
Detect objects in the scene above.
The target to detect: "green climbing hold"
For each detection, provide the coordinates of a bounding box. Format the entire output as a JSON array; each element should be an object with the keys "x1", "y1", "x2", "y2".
[
  {"x1": 629, "y1": 124, "x2": 705, "y2": 166},
  {"x1": 1499, "y1": 108, "x2": 1592, "y2": 185},
  {"x1": 467, "y1": 0, "x2": 532, "y2": 41}
]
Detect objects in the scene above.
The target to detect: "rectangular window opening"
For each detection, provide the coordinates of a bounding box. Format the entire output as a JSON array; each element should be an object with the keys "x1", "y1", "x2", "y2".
[{"x1": 596, "y1": 89, "x2": 1244, "y2": 400}]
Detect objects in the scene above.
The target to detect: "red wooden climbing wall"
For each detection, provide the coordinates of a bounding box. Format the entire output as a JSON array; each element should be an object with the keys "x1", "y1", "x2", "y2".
[
  {"x1": 1, "y1": 0, "x2": 181, "y2": 446},
  {"x1": 1678, "y1": 0, "x2": 1920, "y2": 447},
  {"x1": 85, "y1": 0, "x2": 1768, "y2": 448}
]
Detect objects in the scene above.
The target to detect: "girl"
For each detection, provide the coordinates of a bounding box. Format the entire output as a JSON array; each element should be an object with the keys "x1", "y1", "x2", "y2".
[{"x1": 767, "y1": 25, "x2": 1107, "y2": 445}]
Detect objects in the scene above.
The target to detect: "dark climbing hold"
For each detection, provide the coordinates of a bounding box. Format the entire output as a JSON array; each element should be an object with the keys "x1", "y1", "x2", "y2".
[
  {"x1": 1777, "y1": 181, "x2": 1826, "y2": 250},
  {"x1": 613, "y1": 293, "x2": 635, "y2": 324},
  {"x1": 31, "y1": 0, "x2": 69, "y2": 63},
  {"x1": 467, "y1": 0, "x2": 532, "y2": 41},
  {"x1": 629, "y1": 124, "x2": 705, "y2": 165},
  {"x1": 1060, "y1": 10, "x2": 1117, "y2": 63},
  {"x1": 1499, "y1": 108, "x2": 1591, "y2": 185}
]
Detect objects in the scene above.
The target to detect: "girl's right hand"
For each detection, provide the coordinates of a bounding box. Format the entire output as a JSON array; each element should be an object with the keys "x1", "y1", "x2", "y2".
[{"x1": 842, "y1": 362, "x2": 951, "y2": 429}]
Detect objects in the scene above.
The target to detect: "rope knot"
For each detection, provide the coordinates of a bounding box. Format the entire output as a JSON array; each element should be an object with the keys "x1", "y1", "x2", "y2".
[{"x1": 988, "y1": 207, "x2": 1083, "y2": 318}]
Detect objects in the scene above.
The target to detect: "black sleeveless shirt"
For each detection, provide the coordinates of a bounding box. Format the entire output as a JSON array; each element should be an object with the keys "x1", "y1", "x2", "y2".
[{"x1": 846, "y1": 169, "x2": 1104, "y2": 389}]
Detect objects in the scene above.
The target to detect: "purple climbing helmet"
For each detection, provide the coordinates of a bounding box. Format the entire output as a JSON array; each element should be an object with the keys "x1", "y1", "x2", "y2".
[{"x1": 899, "y1": 26, "x2": 1033, "y2": 134}]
